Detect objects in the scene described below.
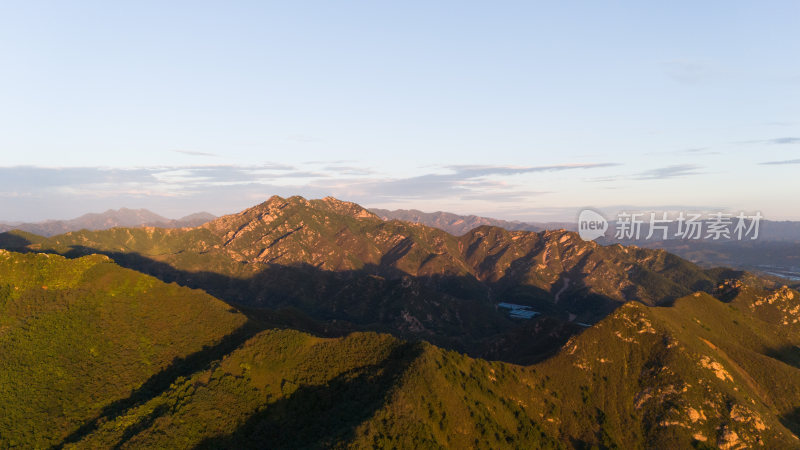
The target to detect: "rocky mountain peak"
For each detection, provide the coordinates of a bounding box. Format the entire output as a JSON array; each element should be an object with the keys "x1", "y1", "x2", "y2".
[
  {"x1": 203, "y1": 195, "x2": 378, "y2": 236},
  {"x1": 310, "y1": 196, "x2": 378, "y2": 220}
]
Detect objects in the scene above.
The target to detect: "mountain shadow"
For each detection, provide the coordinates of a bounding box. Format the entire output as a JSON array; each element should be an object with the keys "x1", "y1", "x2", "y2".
[
  {"x1": 766, "y1": 345, "x2": 800, "y2": 370},
  {"x1": 780, "y1": 407, "x2": 800, "y2": 439},
  {"x1": 196, "y1": 342, "x2": 423, "y2": 449},
  {"x1": 56, "y1": 321, "x2": 264, "y2": 448},
  {"x1": 46, "y1": 245, "x2": 584, "y2": 365},
  {"x1": 0, "y1": 231, "x2": 32, "y2": 250}
]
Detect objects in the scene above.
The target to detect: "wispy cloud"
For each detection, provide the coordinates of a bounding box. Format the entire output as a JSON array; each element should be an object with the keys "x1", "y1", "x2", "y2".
[
  {"x1": 634, "y1": 164, "x2": 703, "y2": 180},
  {"x1": 683, "y1": 147, "x2": 721, "y2": 155},
  {"x1": 459, "y1": 190, "x2": 550, "y2": 202},
  {"x1": 444, "y1": 163, "x2": 620, "y2": 178},
  {"x1": 586, "y1": 176, "x2": 620, "y2": 183},
  {"x1": 587, "y1": 163, "x2": 704, "y2": 183},
  {"x1": 644, "y1": 147, "x2": 720, "y2": 156},
  {"x1": 323, "y1": 165, "x2": 376, "y2": 176},
  {"x1": 762, "y1": 121, "x2": 797, "y2": 127},
  {"x1": 0, "y1": 164, "x2": 313, "y2": 196},
  {"x1": 173, "y1": 150, "x2": 221, "y2": 157},
  {"x1": 0, "y1": 161, "x2": 617, "y2": 221},
  {"x1": 760, "y1": 159, "x2": 800, "y2": 165},
  {"x1": 324, "y1": 163, "x2": 618, "y2": 200},
  {"x1": 742, "y1": 137, "x2": 800, "y2": 145}
]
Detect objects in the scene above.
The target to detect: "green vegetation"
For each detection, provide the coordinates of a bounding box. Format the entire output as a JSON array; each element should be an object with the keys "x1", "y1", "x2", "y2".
[
  {"x1": 1, "y1": 249, "x2": 798, "y2": 448},
  {"x1": 3, "y1": 195, "x2": 737, "y2": 364},
  {"x1": 0, "y1": 250, "x2": 560, "y2": 448},
  {"x1": 0, "y1": 251, "x2": 248, "y2": 448},
  {"x1": 1, "y1": 197, "x2": 799, "y2": 448}
]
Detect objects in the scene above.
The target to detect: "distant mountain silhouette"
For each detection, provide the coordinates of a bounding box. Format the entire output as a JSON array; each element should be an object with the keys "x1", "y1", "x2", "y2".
[
  {"x1": 1, "y1": 197, "x2": 799, "y2": 447},
  {"x1": 370, "y1": 207, "x2": 572, "y2": 235},
  {"x1": 0, "y1": 208, "x2": 216, "y2": 236}
]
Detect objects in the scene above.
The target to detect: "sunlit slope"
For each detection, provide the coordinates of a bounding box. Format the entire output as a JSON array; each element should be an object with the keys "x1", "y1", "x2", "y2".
[
  {"x1": 1, "y1": 249, "x2": 797, "y2": 448},
  {"x1": 13, "y1": 196, "x2": 728, "y2": 355},
  {"x1": 528, "y1": 288, "x2": 800, "y2": 447},
  {"x1": 0, "y1": 250, "x2": 248, "y2": 448},
  {"x1": 66, "y1": 329, "x2": 562, "y2": 449},
  {"x1": 63, "y1": 292, "x2": 800, "y2": 449}
]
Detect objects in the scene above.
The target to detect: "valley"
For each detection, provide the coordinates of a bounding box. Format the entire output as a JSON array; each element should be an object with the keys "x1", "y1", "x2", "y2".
[{"x1": 1, "y1": 196, "x2": 799, "y2": 447}]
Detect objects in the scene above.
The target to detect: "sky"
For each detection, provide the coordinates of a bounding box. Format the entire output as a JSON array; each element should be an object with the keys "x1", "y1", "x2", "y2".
[{"x1": 1, "y1": 1, "x2": 799, "y2": 222}]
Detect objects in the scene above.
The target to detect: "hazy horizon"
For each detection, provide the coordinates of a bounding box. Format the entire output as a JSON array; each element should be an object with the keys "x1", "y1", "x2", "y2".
[
  {"x1": 2, "y1": 2, "x2": 799, "y2": 221},
  {"x1": 2, "y1": 195, "x2": 797, "y2": 227}
]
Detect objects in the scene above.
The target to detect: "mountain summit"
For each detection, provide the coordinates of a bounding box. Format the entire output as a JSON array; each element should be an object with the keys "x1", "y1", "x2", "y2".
[
  {"x1": 0, "y1": 196, "x2": 797, "y2": 447},
  {"x1": 0, "y1": 239, "x2": 797, "y2": 447},
  {"x1": 5, "y1": 195, "x2": 745, "y2": 365}
]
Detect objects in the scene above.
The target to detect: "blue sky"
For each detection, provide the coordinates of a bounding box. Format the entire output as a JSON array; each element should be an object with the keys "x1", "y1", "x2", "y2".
[{"x1": 1, "y1": 1, "x2": 798, "y2": 222}]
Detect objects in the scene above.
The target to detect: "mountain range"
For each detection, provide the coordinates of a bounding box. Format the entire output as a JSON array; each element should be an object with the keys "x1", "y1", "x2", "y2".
[
  {"x1": 0, "y1": 208, "x2": 216, "y2": 237},
  {"x1": 5, "y1": 196, "x2": 743, "y2": 361},
  {"x1": 1, "y1": 195, "x2": 799, "y2": 448},
  {"x1": 374, "y1": 207, "x2": 800, "y2": 282},
  {"x1": 370, "y1": 208, "x2": 547, "y2": 235},
  {"x1": 372, "y1": 208, "x2": 800, "y2": 241},
  {"x1": 4, "y1": 206, "x2": 798, "y2": 281}
]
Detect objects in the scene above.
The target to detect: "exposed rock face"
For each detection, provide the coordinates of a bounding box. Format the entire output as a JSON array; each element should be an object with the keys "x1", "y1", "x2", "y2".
[
  {"x1": 11, "y1": 196, "x2": 742, "y2": 363},
  {"x1": 2, "y1": 197, "x2": 800, "y2": 447},
  {"x1": 539, "y1": 294, "x2": 800, "y2": 448},
  {"x1": 198, "y1": 196, "x2": 718, "y2": 313}
]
